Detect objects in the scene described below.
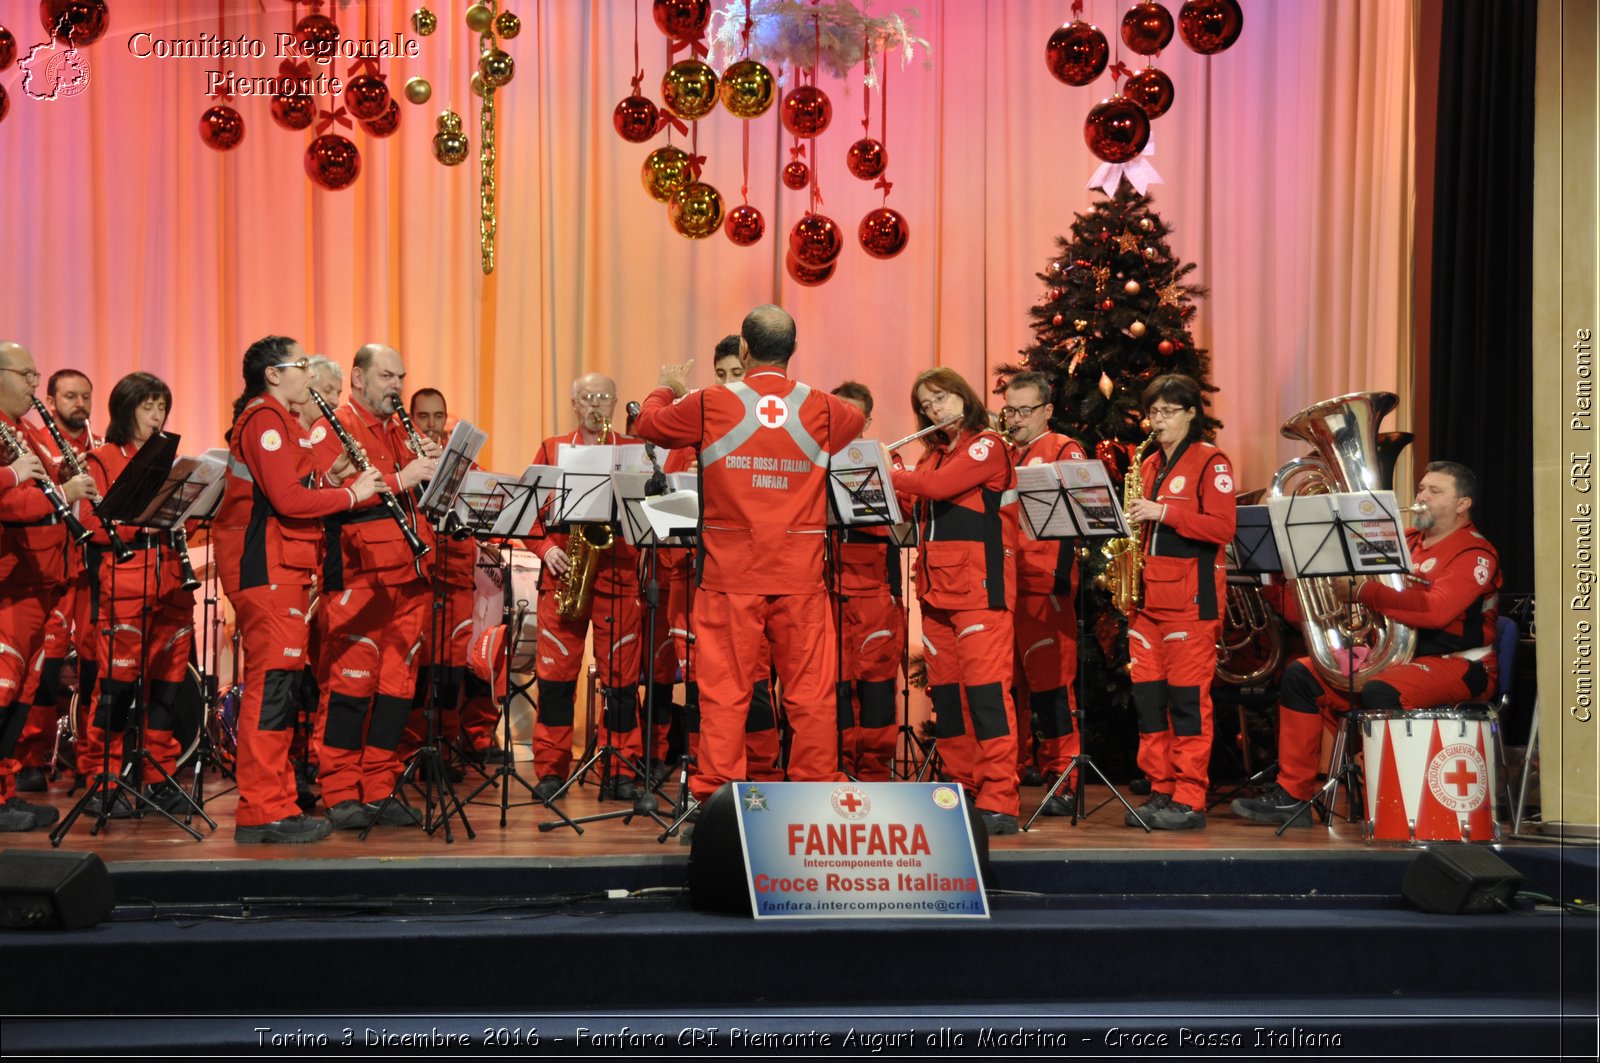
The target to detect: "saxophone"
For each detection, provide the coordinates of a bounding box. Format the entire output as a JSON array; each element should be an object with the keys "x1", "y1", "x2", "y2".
[
  {"x1": 553, "y1": 414, "x2": 616, "y2": 618},
  {"x1": 1097, "y1": 430, "x2": 1159, "y2": 617}
]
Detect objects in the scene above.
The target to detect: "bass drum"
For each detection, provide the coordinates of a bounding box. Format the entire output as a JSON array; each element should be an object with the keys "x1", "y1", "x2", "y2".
[{"x1": 62, "y1": 661, "x2": 207, "y2": 767}]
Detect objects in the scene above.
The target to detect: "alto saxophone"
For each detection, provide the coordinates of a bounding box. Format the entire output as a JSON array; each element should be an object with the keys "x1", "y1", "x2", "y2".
[
  {"x1": 1097, "y1": 430, "x2": 1159, "y2": 617},
  {"x1": 554, "y1": 413, "x2": 616, "y2": 618}
]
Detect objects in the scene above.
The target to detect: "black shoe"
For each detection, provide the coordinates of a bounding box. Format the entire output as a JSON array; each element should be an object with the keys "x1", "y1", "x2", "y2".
[
  {"x1": 235, "y1": 814, "x2": 333, "y2": 844},
  {"x1": 327, "y1": 799, "x2": 376, "y2": 830},
  {"x1": 1124, "y1": 791, "x2": 1171, "y2": 827},
  {"x1": 2, "y1": 795, "x2": 58, "y2": 829},
  {"x1": 1039, "y1": 792, "x2": 1077, "y2": 817},
  {"x1": 979, "y1": 809, "x2": 1020, "y2": 835},
  {"x1": 366, "y1": 800, "x2": 423, "y2": 827},
  {"x1": 0, "y1": 804, "x2": 37, "y2": 831},
  {"x1": 600, "y1": 775, "x2": 638, "y2": 801},
  {"x1": 1231, "y1": 785, "x2": 1315, "y2": 828},
  {"x1": 14, "y1": 766, "x2": 48, "y2": 793},
  {"x1": 1019, "y1": 766, "x2": 1044, "y2": 787},
  {"x1": 93, "y1": 791, "x2": 135, "y2": 820},
  {"x1": 146, "y1": 780, "x2": 192, "y2": 815},
  {"x1": 1145, "y1": 800, "x2": 1206, "y2": 831},
  {"x1": 532, "y1": 775, "x2": 565, "y2": 802},
  {"x1": 1128, "y1": 775, "x2": 1153, "y2": 796},
  {"x1": 647, "y1": 759, "x2": 671, "y2": 785}
]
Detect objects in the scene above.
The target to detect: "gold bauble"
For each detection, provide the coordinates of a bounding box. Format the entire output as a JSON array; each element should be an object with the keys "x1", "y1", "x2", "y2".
[
  {"x1": 661, "y1": 59, "x2": 718, "y2": 121},
  {"x1": 433, "y1": 130, "x2": 469, "y2": 166},
  {"x1": 411, "y1": 7, "x2": 438, "y2": 36},
  {"x1": 1129, "y1": 320, "x2": 1147, "y2": 337},
  {"x1": 1098, "y1": 373, "x2": 1115, "y2": 399},
  {"x1": 668, "y1": 182, "x2": 725, "y2": 240},
  {"x1": 471, "y1": 71, "x2": 488, "y2": 98},
  {"x1": 465, "y1": 3, "x2": 494, "y2": 33},
  {"x1": 641, "y1": 145, "x2": 692, "y2": 203},
  {"x1": 404, "y1": 77, "x2": 433, "y2": 105},
  {"x1": 479, "y1": 48, "x2": 515, "y2": 89},
  {"x1": 1124, "y1": 279, "x2": 1141, "y2": 295},
  {"x1": 437, "y1": 109, "x2": 464, "y2": 134},
  {"x1": 718, "y1": 58, "x2": 774, "y2": 120},
  {"x1": 494, "y1": 10, "x2": 522, "y2": 39}
]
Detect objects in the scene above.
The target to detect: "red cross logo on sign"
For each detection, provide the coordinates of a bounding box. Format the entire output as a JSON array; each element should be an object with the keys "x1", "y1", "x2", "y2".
[
  {"x1": 1427, "y1": 742, "x2": 1487, "y2": 812},
  {"x1": 830, "y1": 784, "x2": 870, "y2": 820},
  {"x1": 757, "y1": 395, "x2": 789, "y2": 428}
]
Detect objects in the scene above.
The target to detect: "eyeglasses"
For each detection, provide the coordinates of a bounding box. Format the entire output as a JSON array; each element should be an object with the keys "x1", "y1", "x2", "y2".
[
  {"x1": 1147, "y1": 404, "x2": 1189, "y2": 419},
  {"x1": 917, "y1": 393, "x2": 950, "y2": 414},
  {"x1": 271, "y1": 359, "x2": 310, "y2": 371},
  {"x1": 578, "y1": 392, "x2": 615, "y2": 405},
  {"x1": 0, "y1": 366, "x2": 41, "y2": 385},
  {"x1": 1000, "y1": 403, "x2": 1044, "y2": 419}
]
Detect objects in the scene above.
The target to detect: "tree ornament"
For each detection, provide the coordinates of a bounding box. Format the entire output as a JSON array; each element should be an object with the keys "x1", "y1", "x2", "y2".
[
  {"x1": 613, "y1": 94, "x2": 659, "y2": 142},
  {"x1": 1128, "y1": 321, "x2": 1147, "y2": 337},
  {"x1": 1095, "y1": 439, "x2": 1129, "y2": 482},
  {"x1": 464, "y1": 3, "x2": 494, "y2": 33},
  {"x1": 1157, "y1": 281, "x2": 1184, "y2": 307},
  {"x1": 1116, "y1": 229, "x2": 1144, "y2": 254},
  {"x1": 1085, "y1": 95, "x2": 1151, "y2": 164},
  {"x1": 1124, "y1": 66, "x2": 1175, "y2": 120},
  {"x1": 0, "y1": 84, "x2": 7, "y2": 125},
  {"x1": 1045, "y1": 20, "x2": 1108, "y2": 87},
  {"x1": 780, "y1": 85, "x2": 832, "y2": 138},
  {"x1": 653, "y1": 0, "x2": 711, "y2": 40},
  {"x1": 1179, "y1": 0, "x2": 1243, "y2": 55},
  {"x1": 404, "y1": 77, "x2": 433, "y2": 105},
  {"x1": 669, "y1": 182, "x2": 724, "y2": 239},
  {"x1": 432, "y1": 111, "x2": 469, "y2": 166},
  {"x1": 719, "y1": 58, "x2": 774, "y2": 119},
  {"x1": 294, "y1": 13, "x2": 339, "y2": 59},
  {"x1": 1074, "y1": 319, "x2": 1088, "y2": 332},
  {"x1": 0, "y1": 26, "x2": 15, "y2": 72},
  {"x1": 471, "y1": 71, "x2": 488, "y2": 98},
  {"x1": 1100, "y1": 298, "x2": 1114, "y2": 311},
  {"x1": 1124, "y1": 280, "x2": 1141, "y2": 295},
  {"x1": 1052, "y1": 313, "x2": 1065, "y2": 327},
  {"x1": 361, "y1": 100, "x2": 402, "y2": 138},
  {"x1": 494, "y1": 11, "x2": 522, "y2": 39},
  {"x1": 1098, "y1": 373, "x2": 1115, "y2": 399},
  {"x1": 40, "y1": 0, "x2": 108, "y2": 46},
  {"x1": 1048, "y1": 260, "x2": 1064, "y2": 276},
  {"x1": 1092, "y1": 264, "x2": 1110, "y2": 293},
  {"x1": 305, "y1": 133, "x2": 361, "y2": 189},
  {"x1": 859, "y1": 207, "x2": 909, "y2": 258},
  {"x1": 1121, "y1": 2, "x2": 1175, "y2": 55},
  {"x1": 480, "y1": 49, "x2": 515, "y2": 89},
  {"x1": 642, "y1": 144, "x2": 693, "y2": 202},
  {"x1": 790, "y1": 213, "x2": 843, "y2": 266},
  {"x1": 785, "y1": 253, "x2": 835, "y2": 287},
  {"x1": 782, "y1": 159, "x2": 810, "y2": 190},
  {"x1": 411, "y1": 7, "x2": 438, "y2": 36},
  {"x1": 346, "y1": 75, "x2": 391, "y2": 121},
  {"x1": 1140, "y1": 217, "x2": 1156, "y2": 231},
  {"x1": 199, "y1": 104, "x2": 245, "y2": 151},
  {"x1": 724, "y1": 203, "x2": 765, "y2": 246},
  {"x1": 271, "y1": 91, "x2": 315, "y2": 131},
  {"x1": 662, "y1": 59, "x2": 718, "y2": 120},
  {"x1": 846, "y1": 138, "x2": 887, "y2": 180},
  {"x1": 1158, "y1": 340, "x2": 1175, "y2": 355}
]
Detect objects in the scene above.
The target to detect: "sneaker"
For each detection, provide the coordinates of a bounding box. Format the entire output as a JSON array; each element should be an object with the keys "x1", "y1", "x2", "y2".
[
  {"x1": 1128, "y1": 775, "x2": 1153, "y2": 796},
  {"x1": 647, "y1": 759, "x2": 672, "y2": 785},
  {"x1": 1231, "y1": 785, "x2": 1315, "y2": 828},
  {"x1": 366, "y1": 800, "x2": 423, "y2": 827},
  {"x1": 1124, "y1": 791, "x2": 1171, "y2": 828},
  {"x1": 235, "y1": 814, "x2": 333, "y2": 845},
  {"x1": 1039, "y1": 792, "x2": 1077, "y2": 817},
  {"x1": 93, "y1": 791, "x2": 136, "y2": 820},
  {"x1": 14, "y1": 766, "x2": 48, "y2": 792},
  {"x1": 4, "y1": 796, "x2": 59, "y2": 829},
  {"x1": 979, "y1": 809, "x2": 1020, "y2": 835},
  {"x1": 146, "y1": 780, "x2": 192, "y2": 815},
  {"x1": 1145, "y1": 800, "x2": 1206, "y2": 831},
  {"x1": 327, "y1": 799, "x2": 376, "y2": 830},
  {"x1": 0, "y1": 805, "x2": 37, "y2": 831},
  {"x1": 532, "y1": 775, "x2": 565, "y2": 802},
  {"x1": 1019, "y1": 766, "x2": 1044, "y2": 787},
  {"x1": 600, "y1": 775, "x2": 638, "y2": 801}
]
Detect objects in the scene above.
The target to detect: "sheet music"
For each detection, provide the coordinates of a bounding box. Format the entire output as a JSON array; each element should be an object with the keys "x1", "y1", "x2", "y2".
[
  {"x1": 827, "y1": 439, "x2": 902, "y2": 527},
  {"x1": 418, "y1": 419, "x2": 487, "y2": 516},
  {"x1": 1055, "y1": 459, "x2": 1130, "y2": 538},
  {"x1": 455, "y1": 467, "x2": 548, "y2": 537},
  {"x1": 134, "y1": 454, "x2": 224, "y2": 529},
  {"x1": 1267, "y1": 491, "x2": 1411, "y2": 578},
  {"x1": 1015, "y1": 464, "x2": 1077, "y2": 541},
  {"x1": 554, "y1": 445, "x2": 621, "y2": 523},
  {"x1": 613, "y1": 471, "x2": 699, "y2": 546}
]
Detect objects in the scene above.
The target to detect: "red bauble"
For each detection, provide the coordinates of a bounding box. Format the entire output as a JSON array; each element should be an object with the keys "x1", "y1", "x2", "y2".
[
  {"x1": 305, "y1": 133, "x2": 362, "y2": 191},
  {"x1": 294, "y1": 13, "x2": 340, "y2": 59},
  {"x1": 361, "y1": 100, "x2": 402, "y2": 137},
  {"x1": 613, "y1": 95, "x2": 660, "y2": 143},
  {"x1": 198, "y1": 105, "x2": 245, "y2": 151},
  {"x1": 782, "y1": 159, "x2": 810, "y2": 190},
  {"x1": 1123, "y1": 66, "x2": 1175, "y2": 119},
  {"x1": 652, "y1": 0, "x2": 710, "y2": 39},
  {"x1": 345, "y1": 75, "x2": 391, "y2": 121},
  {"x1": 780, "y1": 85, "x2": 832, "y2": 138},
  {"x1": 1158, "y1": 340, "x2": 1175, "y2": 355},
  {"x1": 1045, "y1": 20, "x2": 1108, "y2": 87},
  {"x1": 1084, "y1": 94, "x2": 1151, "y2": 163},
  {"x1": 790, "y1": 213, "x2": 842, "y2": 266},
  {"x1": 271, "y1": 91, "x2": 315, "y2": 131},
  {"x1": 1178, "y1": 0, "x2": 1243, "y2": 55},
  {"x1": 858, "y1": 207, "x2": 909, "y2": 259},
  {"x1": 40, "y1": 0, "x2": 107, "y2": 46},
  {"x1": 1121, "y1": 2, "x2": 1175, "y2": 55},
  {"x1": 846, "y1": 138, "x2": 887, "y2": 180},
  {"x1": 724, "y1": 204, "x2": 765, "y2": 246},
  {"x1": 1095, "y1": 439, "x2": 1130, "y2": 486},
  {"x1": 785, "y1": 252, "x2": 835, "y2": 287},
  {"x1": 1100, "y1": 298, "x2": 1115, "y2": 310},
  {"x1": 0, "y1": 84, "x2": 8, "y2": 125},
  {"x1": 1052, "y1": 313, "x2": 1065, "y2": 327},
  {"x1": 0, "y1": 26, "x2": 15, "y2": 71}
]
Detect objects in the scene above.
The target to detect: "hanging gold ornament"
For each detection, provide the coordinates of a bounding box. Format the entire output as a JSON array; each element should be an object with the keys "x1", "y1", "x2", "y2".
[
  {"x1": 1129, "y1": 321, "x2": 1147, "y2": 337},
  {"x1": 411, "y1": 7, "x2": 438, "y2": 36},
  {"x1": 642, "y1": 145, "x2": 693, "y2": 203},
  {"x1": 494, "y1": 10, "x2": 521, "y2": 39},
  {"x1": 465, "y1": 3, "x2": 494, "y2": 33},
  {"x1": 404, "y1": 77, "x2": 433, "y2": 104},
  {"x1": 718, "y1": 59, "x2": 775, "y2": 120},
  {"x1": 1157, "y1": 281, "x2": 1185, "y2": 308},
  {"x1": 1074, "y1": 319, "x2": 1088, "y2": 332},
  {"x1": 433, "y1": 110, "x2": 469, "y2": 166},
  {"x1": 480, "y1": 48, "x2": 515, "y2": 89},
  {"x1": 669, "y1": 182, "x2": 725, "y2": 239},
  {"x1": 1099, "y1": 373, "x2": 1115, "y2": 399},
  {"x1": 1092, "y1": 264, "x2": 1111, "y2": 294},
  {"x1": 470, "y1": 71, "x2": 488, "y2": 98},
  {"x1": 1139, "y1": 217, "x2": 1155, "y2": 231},
  {"x1": 661, "y1": 60, "x2": 719, "y2": 121},
  {"x1": 1124, "y1": 280, "x2": 1141, "y2": 295}
]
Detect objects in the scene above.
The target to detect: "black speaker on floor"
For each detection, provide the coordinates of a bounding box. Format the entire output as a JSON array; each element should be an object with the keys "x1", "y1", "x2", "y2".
[
  {"x1": 1401, "y1": 845, "x2": 1525, "y2": 914},
  {"x1": 0, "y1": 850, "x2": 115, "y2": 930}
]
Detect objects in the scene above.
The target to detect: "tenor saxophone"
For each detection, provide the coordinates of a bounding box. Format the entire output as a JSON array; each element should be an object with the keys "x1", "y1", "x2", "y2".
[
  {"x1": 1096, "y1": 430, "x2": 1159, "y2": 617},
  {"x1": 553, "y1": 414, "x2": 615, "y2": 618}
]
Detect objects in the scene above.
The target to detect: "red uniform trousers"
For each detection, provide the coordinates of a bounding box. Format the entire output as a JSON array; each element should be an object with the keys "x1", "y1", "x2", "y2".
[
  {"x1": 0, "y1": 589, "x2": 63, "y2": 797},
  {"x1": 838, "y1": 593, "x2": 904, "y2": 781},
  {"x1": 1013, "y1": 592, "x2": 1080, "y2": 780},
  {"x1": 689, "y1": 589, "x2": 841, "y2": 802},
  {"x1": 76, "y1": 592, "x2": 192, "y2": 783},
  {"x1": 232, "y1": 584, "x2": 317, "y2": 826},
  {"x1": 400, "y1": 583, "x2": 477, "y2": 756},
  {"x1": 314, "y1": 580, "x2": 429, "y2": 806},
  {"x1": 921, "y1": 605, "x2": 1020, "y2": 816},
  {"x1": 532, "y1": 583, "x2": 643, "y2": 778},
  {"x1": 1128, "y1": 614, "x2": 1220, "y2": 810},
  {"x1": 1276, "y1": 652, "x2": 1496, "y2": 801},
  {"x1": 14, "y1": 580, "x2": 82, "y2": 768}
]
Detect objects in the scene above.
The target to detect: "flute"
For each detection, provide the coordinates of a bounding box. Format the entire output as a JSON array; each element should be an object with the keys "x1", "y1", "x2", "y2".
[
  {"x1": 887, "y1": 416, "x2": 963, "y2": 452},
  {"x1": 307, "y1": 389, "x2": 430, "y2": 562},
  {"x1": 28, "y1": 396, "x2": 132, "y2": 562}
]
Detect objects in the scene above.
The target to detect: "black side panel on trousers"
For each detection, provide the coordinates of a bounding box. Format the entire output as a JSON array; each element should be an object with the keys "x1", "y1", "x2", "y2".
[
  {"x1": 966, "y1": 683, "x2": 1009, "y2": 742},
  {"x1": 858, "y1": 680, "x2": 896, "y2": 729},
  {"x1": 536, "y1": 679, "x2": 577, "y2": 727},
  {"x1": 1132, "y1": 680, "x2": 1168, "y2": 735},
  {"x1": 260, "y1": 669, "x2": 304, "y2": 731},
  {"x1": 367, "y1": 693, "x2": 412, "y2": 751},
  {"x1": 323, "y1": 691, "x2": 370, "y2": 750},
  {"x1": 931, "y1": 684, "x2": 964, "y2": 739},
  {"x1": 1169, "y1": 685, "x2": 1203, "y2": 738}
]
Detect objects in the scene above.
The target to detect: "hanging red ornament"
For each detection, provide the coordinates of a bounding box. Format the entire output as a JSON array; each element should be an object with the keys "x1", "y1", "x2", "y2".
[
  {"x1": 40, "y1": 1, "x2": 108, "y2": 46},
  {"x1": 652, "y1": 0, "x2": 710, "y2": 40},
  {"x1": 790, "y1": 213, "x2": 843, "y2": 267},
  {"x1": 725, "y1": 204, "x2": 765, "y2": 246},
  {"x1": 1084, "y1": 94, "x2": 1151, "y2": 164},
  {"x1": 0, "y1": 26, "x2": 15, "y2": 71},
  {"x1": 360, "y1": 100, "x2": 402, "y2": 138},
  {"x1": 271, "y1": 90, "x2": 316, "y2": 131},
  {"x1": 1052, "y1": 313, "x2": 1065, "y2": 327},
  {"x1": 786, "y1": 253, "x2": 835, "y2": 287},
  {"x1": 780, "y1": 85, "x2": 832, "y2": 138},
  {"x1": 1124, "y1": 66, "x2": 1175, "y2": 119},
  {"x1": 1045, "y1": 21, "x2": 1109, "y2": 87},
  {"x1": 305, "y1": 133, "x2": 362, "y2": 191},
  {"x1": 846, "y1": 138, "x2": 887, "y2": 180},
  {"x1": 858, "y1": 207, "x2": 909, "y2": 259},
  {"x1": 614, "y1": 95, "x2": 660, "y2": 142},
  {"x1": 345, "y1": 75, "x2": 391, "y2": 122},
  {"x1": 198, "y1": 104, "x2": 245, "y2": 151},
  {"x1": 294, "y1": 13, "x2": 340, "y2": 59},
  {"x1": 782, "y1": 159, "x2": 811, "y2": 190},
  {"x1": 1158, "y1": 340, "x2": 1175, "y2": 355},
  {"x1": 1100, "y1": 298, "x2": 1115, "y2": 311},
  {"x1": 1121, "y1": 3, "x2": 1175, "y2": 55},
  {"x1": 1178, "y1": 0, "x2": 1244, "y2": 55}
]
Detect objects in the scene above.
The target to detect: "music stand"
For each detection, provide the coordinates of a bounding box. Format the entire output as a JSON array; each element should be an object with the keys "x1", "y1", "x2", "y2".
[{"x1": 1020, "y1": 458, "x2": 1152, "y2": 832}]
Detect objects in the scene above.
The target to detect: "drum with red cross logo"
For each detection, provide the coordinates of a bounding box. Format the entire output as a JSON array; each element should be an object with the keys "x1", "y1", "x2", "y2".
[{"x1": 1358, "y1": 709, "x2": 1499, "y2": 844}]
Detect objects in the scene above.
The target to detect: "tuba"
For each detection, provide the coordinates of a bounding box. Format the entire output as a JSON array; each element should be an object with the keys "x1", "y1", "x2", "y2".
[
  {"x1": 1215, "y1": 489, "x2": 1286, "y2": 686},
  {"x1": 554, "y1": 414, "x2": 616, "y2": 618},
  {"x1": 1269, "y1": 392, "x2": 1416, "y2": 691},
  {"x1": 1097, "y1": 429, "x2": 1159, "y2": 617}
]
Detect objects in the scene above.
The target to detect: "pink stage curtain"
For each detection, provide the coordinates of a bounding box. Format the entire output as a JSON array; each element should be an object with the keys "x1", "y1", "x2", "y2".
[{"x1": 0, "y1": 0, "x2": 1415, "y2": 490}]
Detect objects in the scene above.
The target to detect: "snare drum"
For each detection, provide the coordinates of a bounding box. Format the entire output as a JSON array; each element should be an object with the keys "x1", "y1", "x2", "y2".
[{"x1": 1359, "y1": 708, "x2": 1499, "y2": 844}]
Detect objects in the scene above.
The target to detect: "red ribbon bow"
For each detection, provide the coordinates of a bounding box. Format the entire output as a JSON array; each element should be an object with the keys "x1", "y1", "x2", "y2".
[{"x1": 316, "y1": 107, "x2": 352, "y2": 134}]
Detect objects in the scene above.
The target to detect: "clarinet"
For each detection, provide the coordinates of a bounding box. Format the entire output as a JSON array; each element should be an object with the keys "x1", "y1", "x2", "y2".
[
  {"x1": 29, "y1": 397, "x2": 133, "y2": 562},
  {"x1": 391, "y1": 395, "x2": 427, "y2": 455},
  {"x1": 171, "y1": 526, "x2": 202, "y2": 591},
  {"x1": 0, "y1": 419, "x2": 92, "y2": 544},
  {"x1": 306, "y1": 389, "x2": 430, "y2": 561}
]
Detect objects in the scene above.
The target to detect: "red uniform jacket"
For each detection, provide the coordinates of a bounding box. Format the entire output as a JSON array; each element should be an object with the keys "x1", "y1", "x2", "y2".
[
  {"x1": 0, "y1": 412, "x2": 70, "y2": 589},
  {"x1": 1139, "y1": 438, "x2": 1238, "y2": 622},
  {"x1": 1012, "y1": 430, "x2": 1088, "y2": 596},
  {"x1": 635, "y1": 367, "x2": 866, "y2": 595},
  {"x1": 837, "y1": 525, "x2": 902, "y2": 599},
  {"x1": 308, "y1": 399, "x2": 422, "y2": 589},
  {"x1": 1357, "y1": 523, "x2": 1500, "y2": 657},
  {"x1": 525, "y1": 429, "x2": 642, "y2": 595},
  {"x1": 892, "y1": 428, "x2": 1019, "y2": 612},
  {"x1": 215, "y1": 395, "x2": 356, "y2": 594},
  {"x1": 84, "y1": 440, "x2": 190, "y2": 599}
]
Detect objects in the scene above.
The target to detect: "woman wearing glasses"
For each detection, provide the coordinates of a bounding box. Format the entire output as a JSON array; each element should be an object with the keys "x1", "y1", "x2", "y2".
[
  {"x1": 1120, "y1": 374, "x2": 1237, "y2": 830},
  {"x1": 214, "y1": 337, "x2": 380, "y2": 843},
  {"x1": 889, "y1": 368, "x2": 1021, "y2": 835}
]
